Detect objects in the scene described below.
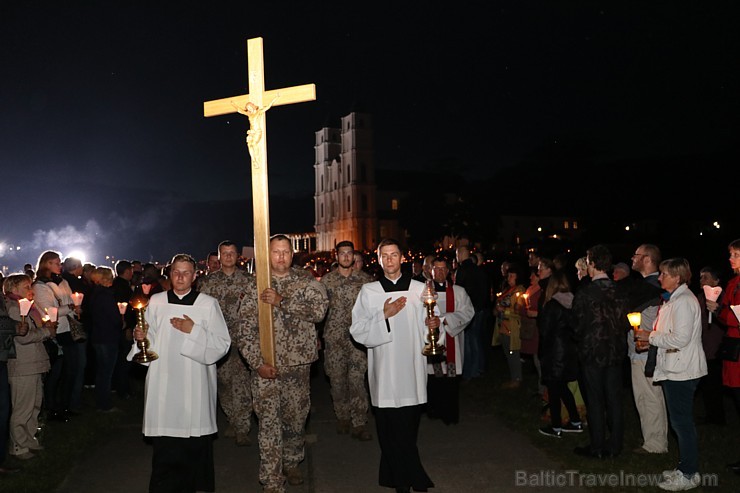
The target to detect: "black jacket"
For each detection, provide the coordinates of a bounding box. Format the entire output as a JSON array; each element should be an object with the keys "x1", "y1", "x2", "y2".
[
  {"x1": 572, "y1": 277, "x2": 630, "y2": 368},
  {"x1": 538, "y1": 294, "x2": 578, "y2": 382}
]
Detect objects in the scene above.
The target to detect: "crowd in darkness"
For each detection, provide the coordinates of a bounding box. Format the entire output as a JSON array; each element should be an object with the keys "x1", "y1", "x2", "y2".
[{"x1": 1, "y1": 237, "x2": 739, "y2": 492}]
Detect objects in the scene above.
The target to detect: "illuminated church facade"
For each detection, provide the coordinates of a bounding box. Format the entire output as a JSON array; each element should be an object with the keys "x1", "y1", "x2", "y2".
[{"x1": 313, "y1": 112, "x2": 378, "y2": 252}]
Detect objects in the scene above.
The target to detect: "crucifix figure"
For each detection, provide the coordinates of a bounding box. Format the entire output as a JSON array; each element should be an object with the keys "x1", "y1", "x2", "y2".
[
  {"x1": 204, "y1": 37, "x2": 316, "y2": 366},
  {"x1": 231, "y1": 95, "x2": 279, "y2": 169}
]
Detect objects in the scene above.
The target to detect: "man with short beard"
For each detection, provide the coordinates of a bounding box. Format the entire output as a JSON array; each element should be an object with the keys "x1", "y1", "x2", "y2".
[
  {"x1": 237, "y1": 235, "x2": 329, "y2": 492},
  {"x1": 198, "y1": 241, "x2": 255, "y2": 447},
  {"x1": 321, "y1": 241, "x2": 373, "y2": 440}
]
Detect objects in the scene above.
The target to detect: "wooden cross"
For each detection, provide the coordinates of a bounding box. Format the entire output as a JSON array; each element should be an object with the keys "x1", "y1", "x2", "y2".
[{"x1": 203, "y1": 37, "x2": 316, "y2": 367}]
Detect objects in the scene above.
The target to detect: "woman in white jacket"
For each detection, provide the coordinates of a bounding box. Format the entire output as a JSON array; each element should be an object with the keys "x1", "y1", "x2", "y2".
[
  {"x1": 32, "y1": 251, "x2": 82, "y2": 421},
  {"x1": 636, "y1": 258, "x2": 707, "y2": 492}
]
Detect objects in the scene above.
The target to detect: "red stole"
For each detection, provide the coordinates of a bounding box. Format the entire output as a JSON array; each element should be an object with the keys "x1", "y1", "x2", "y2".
[
  {"x1": 432, "y1": 282, "x2": 457, "y2": 377},
  {"x1": 445, "y1": 283, "x2": 456, "y2": 367}
]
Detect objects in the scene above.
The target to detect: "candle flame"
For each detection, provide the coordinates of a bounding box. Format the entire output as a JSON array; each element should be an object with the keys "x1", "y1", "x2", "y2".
[{"x1": 18, "y1": 298, "x2": 34, "y2": 316}]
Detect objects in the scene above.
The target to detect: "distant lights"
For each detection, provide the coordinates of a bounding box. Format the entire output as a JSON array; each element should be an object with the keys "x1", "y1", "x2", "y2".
[
  {"x1": 625, "y1": 226, "x2": 630, "y2": 231},
  {"x1": 713, "y1": 221, "x2": 721, "y2": 229},
  {"x1": 537, "y1": 227, "x2": 542, "y2": 232},
  {"x1": 66, "y1": 250, "x2": 87, "y2": 265}
]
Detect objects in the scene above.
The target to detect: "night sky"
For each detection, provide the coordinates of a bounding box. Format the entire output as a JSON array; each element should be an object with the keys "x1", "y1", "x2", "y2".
[{"x1": 1, "y1": 2, "x2": 739, "y2": 271}]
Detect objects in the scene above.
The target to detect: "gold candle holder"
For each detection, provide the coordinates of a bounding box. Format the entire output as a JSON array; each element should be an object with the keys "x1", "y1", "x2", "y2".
[
  {"x1": 420, "y1": 280, "x2": 444, "y2": 359},
  {"x1": 132, "y1": 300, "x2": 158, "y2": 363}
]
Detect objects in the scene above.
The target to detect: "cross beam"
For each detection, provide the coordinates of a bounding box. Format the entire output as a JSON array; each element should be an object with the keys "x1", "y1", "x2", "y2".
[{"x1": 203, "y1": 37, "x2": 316, "y2": 367}]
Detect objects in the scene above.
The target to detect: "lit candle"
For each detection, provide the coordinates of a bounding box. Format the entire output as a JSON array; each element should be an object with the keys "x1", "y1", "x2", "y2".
[
  {"x1": 703, "y1": 286, "x2": 722, "y2": 323},
  {"x1": 42, "y1": 315, "x2": 50, "y2": 323},
  {"x1": 731, "y1": 305, "x2": 740, "y2": 323},
  {"x1": 627, "y1": 312, "x2": 647, "y2": 352},
  {"x1": 18, "y1": 298, "x2": 34, "y2": 317},
  {"x1": 117, "y1": 302, "x2": 128, "y2": 315},
  {"x1": 71, "y1": 292, "x2": 84, "y2": 306},
  {"x1": 45, "y1": 307, "x2": 58, "y2": 322}
]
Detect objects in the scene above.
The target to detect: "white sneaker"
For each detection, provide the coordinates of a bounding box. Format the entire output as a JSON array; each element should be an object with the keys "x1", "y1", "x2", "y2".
[
  {"x1": 662, "y1": 469, "x2": 681, "y2": 480},
  {"x1": 658, "y1": 472, "x2": 700, "y2": 491}
]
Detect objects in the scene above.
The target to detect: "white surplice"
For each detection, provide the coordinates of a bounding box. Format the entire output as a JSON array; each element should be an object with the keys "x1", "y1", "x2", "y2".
[
  {"x1": 426, "y1": 284, "x2": 475, "y2": 375},
  {"x1": 127, "y1": 291, "x2": 230, "y2": 437},
  {"x1": 350, "y1": 279, "x2": 445, "y2": 408}
]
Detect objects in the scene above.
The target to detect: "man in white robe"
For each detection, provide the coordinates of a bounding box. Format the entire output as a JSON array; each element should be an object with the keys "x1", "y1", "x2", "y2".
[
  {"x1": 350, "y1": 239, "x2": 441, "y2": 493},
  {"x1": 129, "y1": 253, "x2": 230, "y2": 493},
  {"x1": 425, "y1": 257, "x2": 474, "y2": 424}
]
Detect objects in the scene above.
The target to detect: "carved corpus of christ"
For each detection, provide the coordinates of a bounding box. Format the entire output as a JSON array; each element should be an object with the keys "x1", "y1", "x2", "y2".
[{"x1": 231, "y1": 94, "x2": 280, "y2": 169}]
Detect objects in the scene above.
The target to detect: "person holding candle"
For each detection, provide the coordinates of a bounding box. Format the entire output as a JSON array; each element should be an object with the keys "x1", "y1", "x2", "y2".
[
  {"x1": 494, "y1": 264, "x2": 526, "y2": 390},
  {"x1": 695, "y1": 266, "x2": 726, "y2": 426},
  {"x1": 425, "y1": 256, "x2": 474, "y2": 425},
  {"x1": 520, "y1": 266, "x2": 544, "y2": 398},
  {"x1": 0, "y1": 292, "x2": 29, "y2": 474},
  {"x1": 635, "y1": 258, "x2": 707, "y2": 491},
  {"x1": 129, "y1": 253, "x2": 230, "y2": 493},
  {"x1": 714, "y1": 239, "x2": 740, "y2": 475},
  {"x1": 112, "y1": 260, "x2": 135, "y2": 401},
  {"x1": 63, "y1": 257, "x2": 93, "y2": 390},
  {"x1": 349, "y1": 238, "x2": 438, "y2": 493},
  {"x1": 33, "y1": 250, "x2": 82, "y2": 421},
  {"x1": 3, "y1": 274, "x2": 56, "y2": 459},
  {"x1": 628, "y1": 243, "x2": 668, "y2": 456}
]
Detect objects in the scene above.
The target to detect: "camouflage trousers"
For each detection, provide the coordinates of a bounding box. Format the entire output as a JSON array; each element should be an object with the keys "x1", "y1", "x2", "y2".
[
  {"x1": 323, "y1": 334, "x2": 369, "y2": 427},
  {"x1": 217, "y1": 346, "x2": 252, "y2": 434},
  {"x1": 252, "y1": 364, "x2": 311, "y2": 490}
]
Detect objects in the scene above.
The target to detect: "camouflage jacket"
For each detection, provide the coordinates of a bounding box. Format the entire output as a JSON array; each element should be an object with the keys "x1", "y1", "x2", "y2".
[
  {"x1": 237, "y1": 269, "x2": 328, "y2": 370},
  {"x1": 320, "y1": 269, "x2": 372, "y2": 341},
  {"x1": 198, "y1": 269, "x2": 255, "y2": 337}
]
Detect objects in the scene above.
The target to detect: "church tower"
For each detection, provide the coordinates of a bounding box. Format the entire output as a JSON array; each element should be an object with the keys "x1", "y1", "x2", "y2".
[{"x1": 314, "y1": 112, "x2": 376, "y2": 251}]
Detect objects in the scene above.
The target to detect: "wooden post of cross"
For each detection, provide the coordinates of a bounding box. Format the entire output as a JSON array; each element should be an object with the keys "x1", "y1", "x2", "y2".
[{"x1": 203, "y1": 37, "x2": 316, "y2": 366}]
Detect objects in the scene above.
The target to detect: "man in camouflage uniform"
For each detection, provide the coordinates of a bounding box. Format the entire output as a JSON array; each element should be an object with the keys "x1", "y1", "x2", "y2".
[
  {"x1": 198, "y1": 240, "x2": 254, "y2": 446},
  {"x1": 320, "y1": 240, "x2": 373, "y2": 440},
  {"x1": 237, "y1": 234, "x2": 329, "y2": 493}
]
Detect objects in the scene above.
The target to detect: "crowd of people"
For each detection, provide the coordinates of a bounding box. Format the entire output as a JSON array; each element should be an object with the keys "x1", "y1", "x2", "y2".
[
  {"x1": 0, "y1": 236, "x2": 739, "y2": 493},
  {"x1": 485, "y1": 241, "x2": 740, "y2": 491}
]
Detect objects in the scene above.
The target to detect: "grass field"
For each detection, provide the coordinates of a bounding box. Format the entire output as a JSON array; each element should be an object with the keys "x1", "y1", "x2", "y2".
[
  {"x1": 464, "y1": 346, "x2": 740, "y2": 492},
  {"x1": 4, "y1": 347, "x2": 739, "y2": 492}
]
